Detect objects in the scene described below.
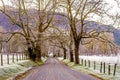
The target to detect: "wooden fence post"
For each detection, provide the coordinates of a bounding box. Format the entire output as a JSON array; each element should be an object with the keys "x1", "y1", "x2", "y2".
[
  {"x1": 12, "y1": 54, "x2": 14, "y2": 63},
  {"x1": 81, "y1": 59, "x2": 83, "y2": 65},
  {"x1": 1, "y1": 54, "x2": 3, "y2": 66},
  {"x1": 19, "y1": 54, "x2": 21, "y2": 61},
  {"x1": 21, "y1": 53, "x2": 22, "y2": 60},
  {"x1": 100, "y1": 62, "x2": 102, "y2": 73},
  {"x1": 108, "y1": 63, "x2": 111, "y2": 75},
  {"x1": 16, "y1": 54, "x2": 18, "y2": 62},
  {"x1": 24, "y1": 54, "x2": 26, "y2": 60},
  {"x1": 88, "y1": 60, "x2": 90, "y2": 67},
  {"x1": 22, "y1": 53, "x2": 24, "y2": 60},
  {"x1": 27, "y1": 54, "x2": 29, "y2": 60},
  {"x1": 85, "y1": 60, "x2": 86, "y2": 66},
  {"x1": 25, "y1": 53, "x2": 26, "y2": 60},
  {"x1": 113, "y1": 64, "x2": 117, "y2": 76},
  {"x1": 94, "y1": 61, "x2": 96, "y2": 70},
  {"x1": 7, "y1": 54, "x2": 9, "y2": 64},
  {"x1": 103, "y1": 62, "x2": 106, "y2": 74}
]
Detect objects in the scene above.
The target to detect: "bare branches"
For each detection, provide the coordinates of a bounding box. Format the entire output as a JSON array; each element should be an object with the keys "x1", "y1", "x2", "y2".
[{"x1": 0, "y1": 31, "x2": 25, "y2": 42}]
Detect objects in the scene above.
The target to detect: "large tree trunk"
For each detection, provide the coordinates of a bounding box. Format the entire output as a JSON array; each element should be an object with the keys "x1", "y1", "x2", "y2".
[
  {"x1": 26, "y1": 38, "x2": 36, "y2": 61},
  {"x1": 69, "y1": 44, "x2": 74, "y2": 62},
  {"x1": 28, "y1": 47, "x2": 36, "y2": 61},
  {"x1": 58, "y1": 52, "x2": 60, "y2": 57},
  {"x1": 37, "y1": 50, "x2": 41, "y2": 61},
  {"x1": 74, "y1": 41, "x2": 80, "y2": 64},
  {"x1": 70, "y1": 50, "x2": 74, "y2": 62},
  {"x1": 35, "y1": 45, "x2": 42, "y2": 61},
  {"x1": 63, "y1": 48, "x2": 67, "y2": 59},
  {"x1": 57, "y1": 50, "x2": 60, "y2": 57}
]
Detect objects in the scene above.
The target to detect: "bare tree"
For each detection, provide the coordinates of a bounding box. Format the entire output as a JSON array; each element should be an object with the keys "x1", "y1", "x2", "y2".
[
  {"x1": 31, "y1": 0, "x2": 57, "y2": 61},
  {"x1": 57, "y1": 0, "x2": 110, "y2": 64},
  {"x1": 0, "y1": 0, "x2": 57, "y2": 61}
]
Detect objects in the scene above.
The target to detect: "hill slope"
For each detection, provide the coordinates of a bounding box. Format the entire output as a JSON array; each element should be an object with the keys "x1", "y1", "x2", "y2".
[{"x1": 0, "y1": 10, "x2": 120, "y2": 46}]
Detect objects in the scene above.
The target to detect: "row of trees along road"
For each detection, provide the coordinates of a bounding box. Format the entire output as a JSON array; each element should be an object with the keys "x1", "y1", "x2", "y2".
[{"x1": 0, "y1": 0, "x2": 119, "y2": 64}]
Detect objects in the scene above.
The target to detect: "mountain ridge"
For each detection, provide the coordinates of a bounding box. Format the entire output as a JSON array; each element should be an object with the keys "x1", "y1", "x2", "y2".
[{"x1": 0, "y1": 8, "x2": 120, "y2": 46}]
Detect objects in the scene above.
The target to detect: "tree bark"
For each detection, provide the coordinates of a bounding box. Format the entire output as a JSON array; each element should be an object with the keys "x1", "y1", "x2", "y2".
[
  {"x1": 28, "y1": 47, "x2": 33, "y2": 60},
  {"x1": 26, "y1": 38, "x2": 36, "y2": 61},
  {"x1": 35, "y1": 45, "x2": 42, "y2": 61},
  {"x1": 57, "y1": 49, "x2": 60, "y2": 57},
  {"x1": 74, "y1": 41, "x2": 80, "y2": 64},
  {"x1": 63, "y1": 48, "x2": 67, "y2": 59},
  {"x1": 70, "y1": 50, "x2": 74, "y2": 62}
]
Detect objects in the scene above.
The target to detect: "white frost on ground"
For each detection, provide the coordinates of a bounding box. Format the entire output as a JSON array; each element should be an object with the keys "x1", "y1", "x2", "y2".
[
  {"x1": 41, "y1": 57, "x2": 47, "y2": 62},
  {"x1": 57, "y1": 57, "x2": 63, "y2": 61},
  {"x1": 0, "y1": 60, "x2": 35, "y2": 80},
  {"x1": 79, "y1": 55, "x2": 120, "y2": 80},
  {"x1": 0, "y1": 56, "x2": 47, "y2": 80},
  {"x1": 79, "y1": 55, "x2": 120, "y2": 64},
  {"x1": 0, "y1": 54, "x2": 26, "y2": 65}
]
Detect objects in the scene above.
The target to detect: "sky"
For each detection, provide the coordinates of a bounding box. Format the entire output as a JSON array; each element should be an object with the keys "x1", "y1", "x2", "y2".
[
  {"x1": 104, "y1": 0, "x2": 120, "y2": 28},
  {"x1": 0, "y1": 0, "x2": 119, "y2": 11},
  {"x1": 104, "y1": 0, "x2": 120, "y2": 13},
  {"x1": 0, "y1": 0, "x2": 119, "y2": 14}
]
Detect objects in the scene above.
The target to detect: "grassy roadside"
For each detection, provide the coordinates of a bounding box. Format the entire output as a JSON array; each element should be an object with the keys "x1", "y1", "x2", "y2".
[
  {"x1": 0, "y1": 57, "x2": 47, "y2": 80},
  {"x1": 61, "y1": 59, "x2": 108, "y2": 80}
]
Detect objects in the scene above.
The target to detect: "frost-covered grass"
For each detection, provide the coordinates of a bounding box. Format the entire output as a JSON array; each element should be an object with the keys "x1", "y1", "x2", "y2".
[
  {"x1": 57, "y1": 57, "x2": 64, "y2": 61},
  {"x1": 0, "y1": 57, "x2": 46, "y2": 80},
  {"x1": 41, "y1": 57, "x2": 47, "y2": 62},
  {"x1": 0, "y1": 60, "x2": 36, "y2": 80},
  {"x1": 61, "y1": 55, "x2": 120, "y2": 80},
  {"x1": 79, "y1": 55, "x2": 120, "y2": 80},
  {"x1": 79, "y1": 55, "x2": 120, "y2": 64}
]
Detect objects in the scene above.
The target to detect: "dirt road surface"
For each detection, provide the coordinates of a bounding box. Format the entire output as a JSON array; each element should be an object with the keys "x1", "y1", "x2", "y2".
[{"x1": 22, "y1": 58, "x2": 101, "y2": 80}]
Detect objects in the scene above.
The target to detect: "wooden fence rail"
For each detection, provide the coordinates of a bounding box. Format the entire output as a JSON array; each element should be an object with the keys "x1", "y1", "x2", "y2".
[
  {"x1": 80, "y1": 59, "x2": 118, "y2": 76},
  {"x1": 0, "y1": 53, "x2": 28, "y2": 66}
]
